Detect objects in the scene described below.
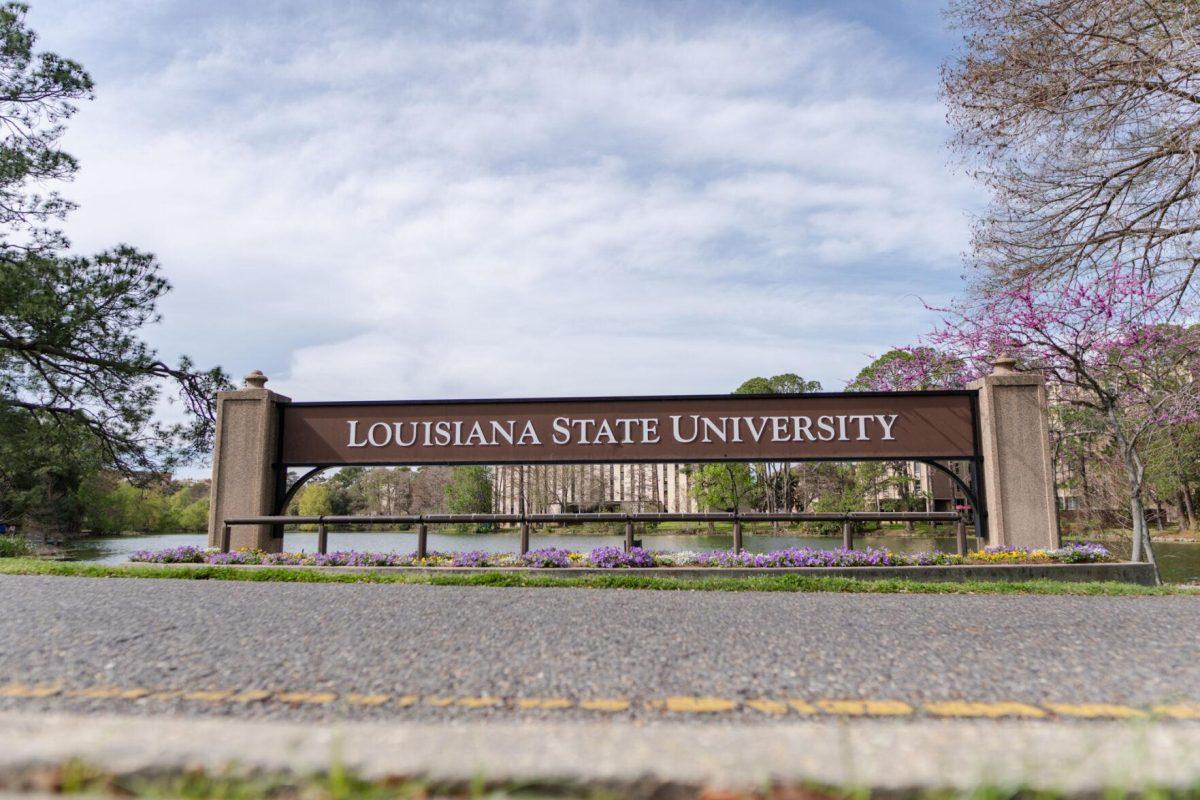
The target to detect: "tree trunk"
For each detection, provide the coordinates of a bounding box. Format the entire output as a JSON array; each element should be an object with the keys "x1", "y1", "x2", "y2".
[
  {"x1": 1112, "y1": 418, "x2": 1160, "y2": 584},
  {"x1": 1181, "y1": 482, "x2": 1196, "y2": 531}
]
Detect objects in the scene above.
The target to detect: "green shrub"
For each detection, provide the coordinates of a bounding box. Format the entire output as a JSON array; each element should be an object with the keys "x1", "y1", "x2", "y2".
[{"x1": 0, "y1": 535, "x2": 31, "y2": 558}]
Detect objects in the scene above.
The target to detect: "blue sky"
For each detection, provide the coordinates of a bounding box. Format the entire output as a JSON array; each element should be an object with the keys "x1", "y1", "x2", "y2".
[{"x1": 29, "y1": 0, "x2": 979, "y2": 405}]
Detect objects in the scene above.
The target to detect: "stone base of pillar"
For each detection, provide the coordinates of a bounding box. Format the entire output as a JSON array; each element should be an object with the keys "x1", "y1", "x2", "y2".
[
  {"x1": 967, "y1": 358, "x2": 1060, "y2": 550},
  {"x1": 206, "y1": 371, "x2": 290, "y2": 553}
]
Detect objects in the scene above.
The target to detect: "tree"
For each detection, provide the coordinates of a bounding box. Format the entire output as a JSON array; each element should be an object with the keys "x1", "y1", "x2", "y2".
[
  {"x1": 942, "y1": 0, "x2": 1200, "y2": 302},
  {"x1": 733, "y1": 373, "x2": 822, "y2": 517},
  {"x1": 297, "y1": 482, "x2": 333, "y2": 523},
  {"x1": 0, "y1": 4, "x2": 227, "y2": 533},
  {"x1": 445, "y1": 465, "x2": 493, "y2": 531},
  {"x1": 849, "y1": 348, "x2": 968, "y2": 391},
  {"x1": 922, "y1": 262, "x2": 1200, "y2": 577},
  {"x1": 690, "y1": 462, "x2": 758, "y2": 513}
]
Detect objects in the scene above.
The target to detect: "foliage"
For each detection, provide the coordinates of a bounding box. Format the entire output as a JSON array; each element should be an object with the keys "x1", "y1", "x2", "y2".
[
  {"x1": 689, "y1": 462, "x2": 759, "y2": 512},
  {"x1": 734, "y1": 373, "x2": 822, "y2": 395},
  {"x1": 0, "y1": 4, "x2": 228, "y2": 532},
  {"x1": 928, "y1": 263, "x2": 1198, "y2": 569},
  {"x1": 81, "y1": 477, "x2": 209, "y2": 534},
  {"x1": 130, "y1": 543, "x2": 1114, "y2": 568},
  {"x1": 849, "y1": 348, "x2": 969, "y2": 391},
  {"x1": 296, "y1": 482, "x2": 333, "y2": 518},
  {"x1": 444, "y1": 465, "x2": 493, "y2": 530},
  {"x1": 0, "y1": 533, "x2": 29, "y2": 557},
  {"x1": 2, "y1": 557, "x2": 1184, "y2": 595}
]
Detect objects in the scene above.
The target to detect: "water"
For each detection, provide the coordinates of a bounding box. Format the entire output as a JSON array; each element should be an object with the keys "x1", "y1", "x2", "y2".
[{"x1": 58, "y1": 530, "x2": 1200, "y2": 583}]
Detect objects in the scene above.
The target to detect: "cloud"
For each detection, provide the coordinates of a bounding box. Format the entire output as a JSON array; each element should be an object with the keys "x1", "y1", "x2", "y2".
[{"x1": 38, "y1": 0, "x2": 977, "y2": 412}]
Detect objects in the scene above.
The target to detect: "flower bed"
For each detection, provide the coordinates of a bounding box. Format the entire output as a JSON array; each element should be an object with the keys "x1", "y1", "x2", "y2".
[{"x1": 129, "y1": 543, "x2": 1114, "y2": 568}]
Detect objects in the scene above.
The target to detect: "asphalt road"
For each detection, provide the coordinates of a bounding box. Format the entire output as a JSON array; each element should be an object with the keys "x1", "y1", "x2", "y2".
[{"x1": 2, "y1": 574, "x2": 1198, "y2": 722}]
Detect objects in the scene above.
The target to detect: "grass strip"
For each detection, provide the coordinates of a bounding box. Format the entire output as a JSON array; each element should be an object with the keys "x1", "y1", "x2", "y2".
[
  {"x1": 19, "y1": 758, "x2": 1200, "y2": 799},
  {"x1": 0, "y1": 558, "x2": 1193, "y2": 595}
]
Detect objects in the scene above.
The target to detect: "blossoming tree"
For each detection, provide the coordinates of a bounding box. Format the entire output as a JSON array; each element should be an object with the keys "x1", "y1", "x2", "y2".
[{"x1": 876, "y1": 264, "x2": 1199, "y2": 573}]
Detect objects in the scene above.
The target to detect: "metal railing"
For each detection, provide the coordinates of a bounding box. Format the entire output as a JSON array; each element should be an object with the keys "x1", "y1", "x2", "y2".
[{"x1": 222, "y1": 511, "x2": 973, "y2": 557}]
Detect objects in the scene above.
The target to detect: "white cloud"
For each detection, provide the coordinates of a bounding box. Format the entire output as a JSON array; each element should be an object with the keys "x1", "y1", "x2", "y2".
[{"x1": 36, "y1": 0, "x2": 977, "y2": 409}]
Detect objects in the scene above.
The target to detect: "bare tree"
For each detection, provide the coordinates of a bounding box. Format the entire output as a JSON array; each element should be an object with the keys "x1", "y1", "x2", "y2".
[{"x1": 943, "y1": 0, "x2": 1200, "y2": 300}]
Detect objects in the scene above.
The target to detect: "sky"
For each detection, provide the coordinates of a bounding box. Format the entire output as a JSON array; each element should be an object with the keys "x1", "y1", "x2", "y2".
[{"x1": 29, "y1": 0, "x2": 980, "y2": 408}]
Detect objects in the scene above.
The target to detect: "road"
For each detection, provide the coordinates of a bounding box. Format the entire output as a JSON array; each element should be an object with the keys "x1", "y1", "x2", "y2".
[{"x1": 1, "y1": 574, "x2": 1198, "y2": 722}]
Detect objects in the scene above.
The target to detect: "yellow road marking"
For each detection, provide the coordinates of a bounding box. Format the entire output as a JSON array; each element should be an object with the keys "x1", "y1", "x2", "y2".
[
  {"x1": 515, "y1": 697, "x2": 573, "y2": 710},
  {"x1": 1152, "y1": 704, "x2": 1200, "y2": 720},
  {"x1": 579, "y1": 698, "x2": 629, "y2": 712},
  {"x1": 816, "y1": 699, "x2": 913, "y2": 717},
  {"x1": 925, "y1": 701, "x2": 1047, "y2": 719},
  {"x1": 654, "y1": 696, "x2": 738, "y2": 713},
  {"x1": 0, "y1": 683, "x2": 61, "y2": 698},
  {"x1": 229, "y1": 690, "x2": 272, "y2": 703},
  {"x1": 1044, "y1": 703, "x2": 1148, "y2": 719},
  {"x1": 745, "y1": 699, "x2": 788, "y2": 715},
  {"x1": 275, "y1": 691, "x2": 337, "y2": 705},
  {"x1": 457, "y1": 696, "x2": 502, "y2": 708},
  {"x1": 3, "y1": 681, "x2": 1193, "y2": 722},
  {"x1": 183, "y1": 690, "x2": 235, "y2": 702},
  {"x1": 64, "y1": 687, "x2": 149, "y2": 700}
]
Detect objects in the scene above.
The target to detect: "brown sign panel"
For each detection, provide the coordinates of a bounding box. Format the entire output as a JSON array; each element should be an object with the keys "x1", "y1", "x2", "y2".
[{"x1": 279, "y1": 392, "x2": 977, "y2": 466}]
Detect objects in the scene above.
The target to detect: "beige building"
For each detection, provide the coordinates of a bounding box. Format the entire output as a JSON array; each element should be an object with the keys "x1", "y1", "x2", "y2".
[
  {"x1": 493, "y1": 463, "x2": 699, "y2": 514},
  {"x1": 871, "y1": 461, "x2": 973, "y2": 513}
]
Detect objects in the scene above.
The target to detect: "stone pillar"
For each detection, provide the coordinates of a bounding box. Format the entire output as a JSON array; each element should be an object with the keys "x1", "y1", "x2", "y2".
[
  {"x1": 206, "y1": 371, "x2": 291, "y2": 552},
  {"x1": 967, "y1": 357, "x2": 1060, "y2": 549}
]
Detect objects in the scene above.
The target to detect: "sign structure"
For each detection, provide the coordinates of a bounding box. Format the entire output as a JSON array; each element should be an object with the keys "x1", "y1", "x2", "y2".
[{"x1": 279, "y1": 392, "x2": 978, "y2": 466}]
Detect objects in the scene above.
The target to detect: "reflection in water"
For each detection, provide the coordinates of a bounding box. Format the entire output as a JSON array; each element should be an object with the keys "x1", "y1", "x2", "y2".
[{"x1": 57, "y1": 530, "x2": 1200, "y2": 584}]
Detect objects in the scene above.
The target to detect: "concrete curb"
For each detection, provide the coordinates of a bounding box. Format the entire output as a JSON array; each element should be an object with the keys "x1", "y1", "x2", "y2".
[
  {"x1": 147, "y1": 561, "x2": 1160, "y2": 585},
  {"x1": 0, "y1": 711, "x2": 1197, "y2": 792}
]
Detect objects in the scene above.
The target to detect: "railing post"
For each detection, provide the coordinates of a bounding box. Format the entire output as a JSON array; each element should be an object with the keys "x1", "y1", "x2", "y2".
[
  {"x1": 221, "y1": 524, "x2": 232, "y2": 553},
  {"x1": 956, "y1": 516, "x2": 968, "y2": 556},
  {"x1": 733, "y1": 517, "x2": 743, "y2": 553},
  {"x1": 624, "y1": 519, "x2": 634, "y2": 553},
  {"x1": 317, "y1": 520, "x2": 328, "y2": 555},
  {"x1": 842, "y1": 518, "x2": 853, "y2": 551},
  {"x1": 520, "y1": 516, "x2": 530, "y2": 555},
  {"x1": 417, "y1": 519, "x2": 428, "y2": 560}
]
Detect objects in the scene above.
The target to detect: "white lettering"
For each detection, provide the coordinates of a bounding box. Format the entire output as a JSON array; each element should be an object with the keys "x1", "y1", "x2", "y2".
[
  {"x1": 393, "y1": 422, "x2": 418, "y2": 447},
  {"x1": 347, "y1": 420, "x2": 368, "y2": 447},
  {"x1": 743, "y1": 416, "x2": 769, "y2": 442},
  {"x1": 367, "y1": 421, "x2": 392, "y2": 447},
  {"x1": 701, "y1": 417, "x2": 726, "y2": 443},
  {"x1": 518, "y1": 420, "x2": 541, "y2": 445},
  {"x1": 876, "y1": 414, "x2": 899, "y2": 440},
  {"x1": 593, "y1": 418, "x2": 618, "y2": 445},
  {"x1": 671, "y1": 414, "x2": 699, "y2": 443},
  {"x1": 491, "y1": 420, "x2": 515, "y2": 446}
]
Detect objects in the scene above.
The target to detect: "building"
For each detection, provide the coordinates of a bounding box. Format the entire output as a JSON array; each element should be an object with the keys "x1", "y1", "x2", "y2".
[
  {"x1": 870, "y1": 461, "x2": 973, "y2": 513},
  {"x1": 493, "y1": 463, "x2": 699, "y2": 514}
]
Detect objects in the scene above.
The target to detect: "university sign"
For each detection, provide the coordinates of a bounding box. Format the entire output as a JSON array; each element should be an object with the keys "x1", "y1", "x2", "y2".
[
  {"x1": 279, "y1": 393, "x2": 976, "y2": 466},
  {"x1": 207, "y1": 361, "x2": 1059, "y2": 553}
]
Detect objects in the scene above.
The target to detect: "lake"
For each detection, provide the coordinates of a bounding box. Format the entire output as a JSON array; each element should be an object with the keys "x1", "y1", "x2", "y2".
[{"x1": 58, "y1": 530, "x2": 1200, "y2": 583}]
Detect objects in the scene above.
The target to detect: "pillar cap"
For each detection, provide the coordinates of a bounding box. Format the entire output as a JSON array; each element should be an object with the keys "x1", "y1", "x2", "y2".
[
  {"x1": 991, "y1": 355, "x2": 1018, "y2": 375},
  {"x1": 243, "y1": 370, "x2": 269, "y2": 389}
]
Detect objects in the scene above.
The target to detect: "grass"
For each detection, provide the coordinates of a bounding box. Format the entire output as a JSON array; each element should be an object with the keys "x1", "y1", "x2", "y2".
[
  {"x1": 13, "y1": 760, "x2": 1200, "y2": 799},
  {"x1": 0, "y1": 557, "x2": 1191, "y2": 595},
  {"x1": 0, "y1": 534, "x2": 31, "y2": 558}
]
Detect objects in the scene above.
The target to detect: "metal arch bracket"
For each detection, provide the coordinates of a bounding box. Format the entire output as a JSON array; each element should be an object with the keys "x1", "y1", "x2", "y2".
[
  {"x1": 917, "y1": 458, "x2": 987, "y2": 542},
  {"x1": 276, "y1": 466, "x2": 330, "y2": 514}
]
